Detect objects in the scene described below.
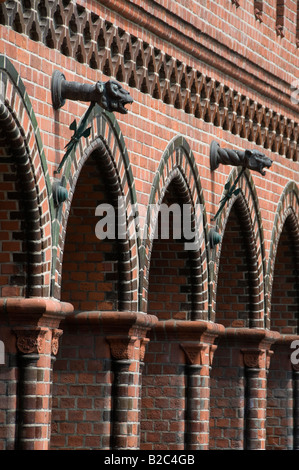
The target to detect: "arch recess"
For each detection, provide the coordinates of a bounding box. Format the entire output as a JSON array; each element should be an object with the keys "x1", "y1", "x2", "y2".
[
  {"x1": 0, "y1": 55, "x2": 52, "y2": 297},
  {"x1": 53, "y1": 106, "x2": 139, "y2": 311},
  {"x1": 266, "y1": 181, "x2": 299, "y2": 325},
  {"x1": 140, "y1": 135, "x2": 209, "y2": 319},
  {"x1": 210, "y1": 168, "x2": 266, "y2": 328}
]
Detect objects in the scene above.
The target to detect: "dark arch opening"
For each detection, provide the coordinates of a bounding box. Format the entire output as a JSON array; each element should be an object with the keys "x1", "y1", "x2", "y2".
[
  {"x1": 0, "y1": 103, "x2": 43, "y2": 298},
  {"x1": 215, "y1": 197, "x2": 260, "y2": 328},
  {"x1": 52, "y1": 141, "x2": 135, "y2": 450},
  {"x1": 266, "y1": 213, "x2": 299, "y2": 450},
  {"x1": 210, "y1": 196, "x2": 261, "y2": 450},
  {"x1": 140, "y1": 174, "x2": 205, "y2": 450},
  {"x1": 60, "y1": 144, "x2": 133, "y2": 313},
  {"x1": 147, "y1": 176, "x2": 204, "y2": 321},
  {"x1": 270, "y1": 213, "x2": 299, "y2": 335}
]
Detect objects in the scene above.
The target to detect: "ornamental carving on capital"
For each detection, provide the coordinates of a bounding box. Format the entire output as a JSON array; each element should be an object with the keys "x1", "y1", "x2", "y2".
[
  {"x1": 242, "y1": 349, "x2": 265, "y2": 369},
  {"x1": 106, "y1": 336, "x2": 139, "y2": 361},
  {"x1": 180, "y1": 343, "x2": 211, "y2": 366},
  {"x1": 14, "y1": 327, "x2": 48, "y2": 355},
  {"x1": 51, "y1": 329, "x2": 63, "y2": 356}
]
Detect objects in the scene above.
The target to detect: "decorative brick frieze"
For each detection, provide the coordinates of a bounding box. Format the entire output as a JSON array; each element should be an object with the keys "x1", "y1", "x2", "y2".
[
  {"x1": 0, "y1": 2, "x2": 298, "y2": 162},
  {"x1": 0, "y1": 0, "x2": 298, "y2": 454}
]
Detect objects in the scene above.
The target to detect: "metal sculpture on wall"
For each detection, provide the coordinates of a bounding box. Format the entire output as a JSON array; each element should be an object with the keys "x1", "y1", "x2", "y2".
[
  {"x1": 51, "y1": 70, "x2": 133, "y2": 114},
  {"x1": 209, "y1": 140, "x2": 273, "y2": 248},
  {"x1": 210, "y1": 140, "x2": 273, "y2": 176},
  {"x1": 51, "y1": 71, "x2": 133, "y2": 205}
]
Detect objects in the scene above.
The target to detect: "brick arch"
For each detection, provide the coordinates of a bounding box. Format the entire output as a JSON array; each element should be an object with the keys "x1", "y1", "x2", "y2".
[
  {"x1": 140, "y1": 135, "x2": 209, "y2": 319},
  {"x1": 0, "y1": 56, "x2": 52, "y2": 297},
  {"x1": 53, "y1": 107, "x2": 139, "y2": 311},
  {"x1": 266, "y1": 181, "x2": 299, "y2": 326},
  {"x1": 210, "y1": 168, "x2": 266, "y2": 328}
]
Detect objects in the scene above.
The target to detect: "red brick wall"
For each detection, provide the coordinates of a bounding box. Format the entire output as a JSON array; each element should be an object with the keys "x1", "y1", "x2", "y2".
[
  {"x1": 0, "y1": 0, "x2": 298, "y2": 451},
  {"x1": 51, "y1": 324, "x2": 112, "y2": 450},
  {"x1": 210, "y1": 342, "x2": 245, "y2": 450},
  {"x1": 141, "y1": 341, "x2": 186, "y2": 450}
]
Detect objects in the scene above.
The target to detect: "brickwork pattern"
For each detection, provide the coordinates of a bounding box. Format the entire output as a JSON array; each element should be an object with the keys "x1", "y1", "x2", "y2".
[
  {"x1": 0, "y1": 0, "x2": 298, "y2": 162},
  {"x1": 51, "y1": 324, "x2": 112, "y2": 449},
  {"x1": 0, "y1": 0, "x2": 298, "y2": 452}
]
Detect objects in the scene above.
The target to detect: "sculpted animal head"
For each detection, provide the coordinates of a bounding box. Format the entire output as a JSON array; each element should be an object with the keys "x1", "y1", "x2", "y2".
[
  {"x1": 96, "y1": 80, "x2": 133, "y2": 114},
  {"x1": 244, "y1": 149, "x2": 273, "y2": 176}
]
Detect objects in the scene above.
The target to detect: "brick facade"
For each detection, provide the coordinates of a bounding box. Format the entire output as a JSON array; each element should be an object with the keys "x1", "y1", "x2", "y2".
[{"x1": 0, "y1": 0, "x2": 298, "y2": 450}]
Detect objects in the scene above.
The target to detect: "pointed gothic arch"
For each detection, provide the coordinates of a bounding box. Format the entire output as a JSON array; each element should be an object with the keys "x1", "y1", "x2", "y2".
[
  {"x1": 53, "y1": 106, "x2": 139, "y2": 311},
  {"x1": 140, "y1": 135, "x2": 209, "y2": 319},
  {"x1": 0, "y1": 55, "x2": 52, "y2": 298},
  {"x1": 266, "y1": 181, "x2": 299, "y2": 327},
  {"x1": 210, "y1": 167, "x2": 266, "y2": 328}
]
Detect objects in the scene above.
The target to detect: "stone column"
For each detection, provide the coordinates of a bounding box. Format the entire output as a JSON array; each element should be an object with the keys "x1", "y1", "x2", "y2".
[
  {"x1": 0, "y1": 297, "x2": 73, "y2": 450},
  {"x1": 180, "y1": 343, "x2": 217, "y2": 450},
  {"x1": 106, "y1": 336, "x2": 151, "y2": 450},
  {"x1": 63, "y1": 311, "x2": 157, "y2": 451},
  {"x1": 13, "y1": 327, "x2": 64, "y2": 450},
  {"x1": 242, "y1": 348, "x2": 272, "y2": 450},
  {"x1": 151, "y1": 320, "x2": 224, "y2": 450},
  {"x1": 107, "y1": 335, "x2": 141, "y2": 450},
  {"x1": 14, "y1": 327, "x2": 51, "y2": 450}
]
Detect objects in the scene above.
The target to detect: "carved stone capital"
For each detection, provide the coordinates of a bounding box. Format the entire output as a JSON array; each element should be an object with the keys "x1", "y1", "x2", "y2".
[
  {"x1": 14, "y1": 327, "x2": 48, "y2": 355},
  {"x1": 106, "y1": 336, "x2": 139, "y2": 361},
  {"x1": 51, "y1": 329, "x2": 63, "y2": 356},
  {"x1": 242, "y1": 348, "x2": 265, "y2": 369},
  {"x1": 180, "y1": 343, "x2": 214, "y2": 366}
]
